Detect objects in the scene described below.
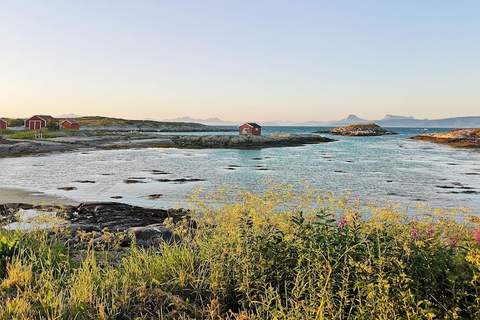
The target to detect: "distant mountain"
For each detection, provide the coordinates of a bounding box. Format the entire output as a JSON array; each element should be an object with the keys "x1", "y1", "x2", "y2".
[
  {"x1": 56, "y1": 113, "x2": 81, "y2": 118},
  {"x1": 164, "y1": 117, "x2": 238, "y2": 126},
  {"x1": 330, "y1": 114, "x2": 369, "y2": 126},
  {"x1": 381, "y1": 114, "x2": 414, "y2": 121},
  {"x1": 377, "y1": 116, "x2": 480, "y2": 128},
  {"x1": 162, "y1": 114, "x2": 480, "y2": 128}
]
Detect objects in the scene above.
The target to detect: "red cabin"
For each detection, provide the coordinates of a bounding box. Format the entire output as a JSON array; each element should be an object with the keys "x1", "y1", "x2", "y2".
[
  {"x1": 239, "y1": 122, "x2": 262, "y2": 136},
  {"x1": 25, "y1": 115, "x2": 55, "y2": 130},
  {"x1": 60, "y1": 119, "x2": 80, "y2": 130},
  {"x1": 0, "y1": 119, "x2": 7, "y2": 130}
]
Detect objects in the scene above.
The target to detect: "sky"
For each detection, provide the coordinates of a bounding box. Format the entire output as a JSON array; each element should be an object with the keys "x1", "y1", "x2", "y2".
[{"x1": 1, "y1": 1, "x2": 479, "y2": 122}]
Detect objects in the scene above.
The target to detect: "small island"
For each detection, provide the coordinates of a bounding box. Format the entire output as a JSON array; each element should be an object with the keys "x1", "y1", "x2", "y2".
[
  {"x1": 412, "y1": 128, "x2": 480, "y2": 148},
  {"x1": 330, "y1": 123, "x2": 396, "y2": 136}
]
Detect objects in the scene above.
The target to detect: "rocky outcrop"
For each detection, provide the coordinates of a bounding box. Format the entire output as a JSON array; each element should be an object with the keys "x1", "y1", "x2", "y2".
[
  {"x1": 65, "y1": 202, "x2": 191, "y2": 232},
  {"x1": 412, "y1": 128, "x2": 480, "y2": 148},
  {"x1": 330, "y1": 123, "x2": 396, "y2": 136},
  {"x1": 170, "y1": 134, "x2": 335, "y2": 149},
  {"x1": 0, "y1": 140, "x2": 76, "y2": 158},
  {"x1": 1, "y1": 202, "x2": 193, "y2": 247},
  {"x1": 0, "y1": 133, "x2": 335, "y2": 158}
]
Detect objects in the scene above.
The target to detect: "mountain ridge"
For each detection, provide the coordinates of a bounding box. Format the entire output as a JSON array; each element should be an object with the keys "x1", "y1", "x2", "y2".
[{"x1": 164, "y1": 114, "x2": 480, "y2": 128}]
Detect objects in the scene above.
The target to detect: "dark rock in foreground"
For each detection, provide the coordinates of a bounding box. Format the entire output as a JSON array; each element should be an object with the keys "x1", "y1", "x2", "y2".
[
  {"x1": 412, "y1": 128, "x2": 480, "y2": 148},
  {"x1": 171, "y1": 134, "x2": 335, "y2": 149},
  {"x1": 66, "y1": 202, "x2": 191, "y2": 232},
  {"x1": 330, "y1": 123, "x2": 396, "y2": 136}
]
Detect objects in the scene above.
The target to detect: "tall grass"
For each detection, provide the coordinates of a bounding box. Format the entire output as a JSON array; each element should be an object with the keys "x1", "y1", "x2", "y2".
[{"x1": 1, "y1": 189, "x2": 480, "y2": 319}]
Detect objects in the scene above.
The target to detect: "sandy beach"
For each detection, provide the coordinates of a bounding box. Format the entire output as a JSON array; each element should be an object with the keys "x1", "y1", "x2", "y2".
[{"x1": 0, "y1": 187, "x2": 77, "y2": 206}]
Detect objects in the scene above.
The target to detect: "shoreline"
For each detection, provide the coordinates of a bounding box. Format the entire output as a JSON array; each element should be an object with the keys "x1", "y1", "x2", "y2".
[
  {"x1": 0, "y1": 133, "x2": 335, "y2": 159},
  {"x1": 0, "y1": 187, "x2": 78, "y2": 206}
]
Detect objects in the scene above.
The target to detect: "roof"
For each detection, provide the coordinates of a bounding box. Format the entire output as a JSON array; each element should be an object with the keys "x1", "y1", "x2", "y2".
[
  {"x1": 60, "y1": 119, "x2": 79, "y2": 125},
  {"x1": 29, "y1": 115, "x2": 55, "y2": 121},
  {"x1": 0, "y1": 119, "x2": 7, "y2": 123},
  {"x1": 242, "y1": 122, "x2": 261, "y2": 128}
]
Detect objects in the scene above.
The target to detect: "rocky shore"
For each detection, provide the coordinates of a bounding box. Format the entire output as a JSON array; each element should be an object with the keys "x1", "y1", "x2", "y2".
[
  {"x1": 171, "y1": 134, "x2": 335, "y2": 149},
  {"x1": 329, "y1": 123, "x2": 396, "y2": 136},
  {"x1": 412, "y1": 128, "x2": 480, "y2": 148},
  {"x1": 0, "y1": 133, "x2": 335, "y2": 158},
  {"x1": 1, "y1": 202, "x2": 192, "y2": 247}
]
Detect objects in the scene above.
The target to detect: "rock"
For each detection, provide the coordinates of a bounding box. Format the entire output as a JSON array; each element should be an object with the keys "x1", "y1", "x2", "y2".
[
  {"x1": 170, "y1": 134, "x2": 335, "y2": 149},
  {"x1": 331, "y1": 123, "x2": 396, "y2": 136},
  {"x1": 156, "y1": 178, "x2": 205, "y2": 183},
  {"x1": 127, "y1": 224, "x2": 179, "y2": 246},
  {"x1": 110, "y1": 196, "x2": 123, "y2": 199},
  {"x1": 147, "y1": 194, "x2": 163, "y2": 200},
  {"x1": 58, "y1": 186, "x2": 77, "y2": 191},
  {"x1": 123, "y1": 179, "x2": 147, "y2": 184},
  {"x1": 66, "y1": 202, "x2": 190, "y2": 232},
  {"x1": 412, "y1": 128, "x2": 480, "y2": 148},
  {"x1": 148, "y1": 170, "x2": 170, "y2": 175},
  {"x1": 73, "y1": 180, "x2": 96, "y2": 184}
]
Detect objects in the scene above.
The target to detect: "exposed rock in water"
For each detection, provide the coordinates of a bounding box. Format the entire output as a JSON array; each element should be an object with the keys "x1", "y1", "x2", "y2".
[
  {"x1": 147, "y1": 194, "x2": 163, "y2": 200},
  {"x1": 170, "y1": 134, "x2": 335, "y2": 149},
  {"x1": 73, "y1": 180, "x2": 96, "y2": 184},
  {"x1": 156, "y1": 178, "x2": 205, "y2": 183},
  {"x1": 58, "y1": 186, "x2": 77, "y2": 191},
  {"x1": 412, "y1": 128, "x2": 480, "y2": 148},
  {"x1": 330, "y1": 123, "x2": 396, "y2": 136},
  {"x1": 123, "y1": 179, "x2": 147, "y2": 184}
]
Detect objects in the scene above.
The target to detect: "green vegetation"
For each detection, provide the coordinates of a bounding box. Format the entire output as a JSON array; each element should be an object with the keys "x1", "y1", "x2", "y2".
[
  {"x1": 1, "y1": 189, "x2": 480, "y2": 319},
  {"x1": 76, "y1": 116, "x2": 208, "y2": 128},
  {"x1": 5, "y1": 130, "x2": 74, "y2": 140}
]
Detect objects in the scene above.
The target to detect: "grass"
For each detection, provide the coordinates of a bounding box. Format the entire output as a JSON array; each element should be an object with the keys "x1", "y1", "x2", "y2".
[
  {"x1": 1, "y1": 188, "x2": 480, "y2": 319},
  {"x1": 5, "y1": 130, "x2": 76, "y2": 140},
  {"x1": 76, "y1": 116, "x2": 208, "y2": 128}
]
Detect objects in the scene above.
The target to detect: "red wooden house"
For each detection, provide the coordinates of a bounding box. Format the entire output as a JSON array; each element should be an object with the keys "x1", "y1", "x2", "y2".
[
  {"x1": 59, "y1": 119, "x2": 80, "y2": 130},
  {"x1": 25, "y1": 115, "x2": 55, "y2": 130},
  {"x1": 0, "y1": 119, "x2": 7, "y2": 130},
  {"x1": 239, "y1": 123, "x2": 262, "y2": 136}
]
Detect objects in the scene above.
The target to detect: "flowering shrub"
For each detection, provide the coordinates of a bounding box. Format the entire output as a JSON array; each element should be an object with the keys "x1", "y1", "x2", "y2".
[{"x1": 1, "y1": 188, "x2": 480, "y2": 319}]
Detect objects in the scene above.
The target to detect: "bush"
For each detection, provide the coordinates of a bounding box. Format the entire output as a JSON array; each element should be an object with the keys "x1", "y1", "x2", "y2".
[{"x1": 1, "y1": 190, "x2": 480, "y2": 319}]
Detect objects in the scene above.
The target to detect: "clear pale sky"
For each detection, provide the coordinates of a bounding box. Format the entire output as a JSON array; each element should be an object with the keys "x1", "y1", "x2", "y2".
[{"x1": 1, "y1": 1, "x2": 479, "y2": 122}]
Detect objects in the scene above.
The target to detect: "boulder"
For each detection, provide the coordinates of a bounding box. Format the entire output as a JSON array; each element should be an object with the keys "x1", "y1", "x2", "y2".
[
  {"x1": 127, "y1": 224, "x2": 180, "y2": 246},
  {"x1": 330, "y1": 123, "x2": 396, "y2": 136}
]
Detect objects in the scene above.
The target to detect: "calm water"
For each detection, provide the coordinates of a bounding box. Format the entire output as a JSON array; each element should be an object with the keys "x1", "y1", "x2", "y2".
[{"x1": 1, "y1": 127, "x2": 479, "y2": 213}]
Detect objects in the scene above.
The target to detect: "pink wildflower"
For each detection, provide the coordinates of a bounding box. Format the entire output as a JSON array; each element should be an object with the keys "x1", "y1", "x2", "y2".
[
  {"x1": 338, "y1": 216, "x2": 348, "y2": 228},
  {"x1": 411, "y1": 227, "x2": 419, "y2": 240},
  {"x1": 449, "y1": 235, "x2": 459, "y2": 247},
  {"x1": 426, "y1": 226, "x2": 435, "y2": 237},
  {"x1": 474, "y1": 229, "x2": 480, "y2": 245}
]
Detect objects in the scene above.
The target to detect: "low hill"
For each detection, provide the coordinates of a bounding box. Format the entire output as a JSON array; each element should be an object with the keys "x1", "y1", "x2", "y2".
[
  {"x1": 74, "y1": 116, "x2": 236, "y2": 132},
  {"x1": 2, "y1": 116, "x2": 235, "y2": 132}
]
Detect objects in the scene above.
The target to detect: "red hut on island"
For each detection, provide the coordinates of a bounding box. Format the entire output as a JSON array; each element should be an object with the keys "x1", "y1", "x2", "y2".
[
  {"x1": 25, "y1": 115, "x2": 55, "y2": 130},
  {"x1": 0, "y1": 119, "x2": 7, "y2": 130},
  {"x1": 59, "y1": 119, "x2": 80, "y2": 130},
  {"x1": 239, "y1": 122, "x2": 262, "y2": 136}
]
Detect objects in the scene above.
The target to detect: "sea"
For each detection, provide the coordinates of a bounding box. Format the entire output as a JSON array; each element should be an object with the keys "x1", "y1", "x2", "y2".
[{"x1": 1, "y1": 127, "x2": 479, "y2": 214}]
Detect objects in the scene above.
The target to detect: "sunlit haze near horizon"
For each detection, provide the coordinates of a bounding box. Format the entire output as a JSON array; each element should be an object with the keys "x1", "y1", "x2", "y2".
[{"x1": 1, "y1": 1, "x2": 479, "y2": 122}]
